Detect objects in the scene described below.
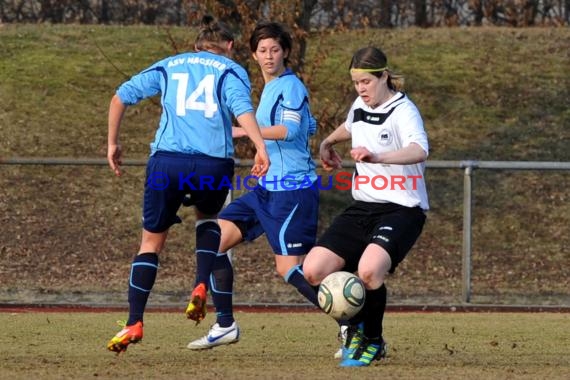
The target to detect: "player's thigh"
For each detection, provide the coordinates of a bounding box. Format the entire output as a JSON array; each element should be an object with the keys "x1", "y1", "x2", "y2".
[
  {"x1": 219, "y1": 191, "x2": 265, "y2": 243},
  {"x1": 218, "y1": 218, "x2": 244, "y2": 252}
]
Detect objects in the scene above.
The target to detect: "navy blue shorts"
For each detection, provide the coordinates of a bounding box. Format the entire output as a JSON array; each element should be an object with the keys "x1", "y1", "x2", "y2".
[
  {"x1": 142, "y1": 151, "x2": 234, "y2": 233},
  {"x1": 316, "y1": 201, "x2": 426, "y2": 273},
  {"x1": 219, "y1": 185, "x2": 319, "y2": 255}
]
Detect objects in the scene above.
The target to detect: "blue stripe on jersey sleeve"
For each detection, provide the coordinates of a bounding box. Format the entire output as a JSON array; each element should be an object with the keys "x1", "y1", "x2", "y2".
[
  {"x1": 152, "y1": 67, "x2": 171, "y2": 151},
  {"x1": 116, "y1": 66, "x2": 164, "y2": 105},
  {"x1": 220, "y1": 68, "x2": 254, "y2": 117}
]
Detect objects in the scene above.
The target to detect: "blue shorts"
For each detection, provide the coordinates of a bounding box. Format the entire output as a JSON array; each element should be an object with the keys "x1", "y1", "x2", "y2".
[
  {"x1": 143, "y1": 151, "x2": 234, "y2": 233},
  {"x1": 219, "y1": 185, "x2": 319, "y2": 255}
]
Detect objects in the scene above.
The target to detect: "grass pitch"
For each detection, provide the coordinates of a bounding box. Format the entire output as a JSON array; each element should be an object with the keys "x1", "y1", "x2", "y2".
[{"x1": 0, "y1": 311, "x2": 568, "y2": 379}]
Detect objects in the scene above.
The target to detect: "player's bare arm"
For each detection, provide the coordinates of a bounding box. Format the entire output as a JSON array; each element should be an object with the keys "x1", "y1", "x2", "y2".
[
  {"x1": 107, "y1": 94, "x2": 127, "y2": 177},
  {"x1": 351, "y1": 142, "x2": 427, "y2": 165},
  {"x1": 319, "y1": 123, "x2": 351, "y2": 171},
  {"x1": 233, "y1": 125, "x2": 288, "y2": 141},
  {"x1": 235, "y1": 112, "x2": 270, "y2": 176}
]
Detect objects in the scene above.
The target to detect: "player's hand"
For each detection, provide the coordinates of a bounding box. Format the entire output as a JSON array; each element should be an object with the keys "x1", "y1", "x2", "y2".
[
  {"x1": 350, "y1": 146, "x2": 374, "y2": 163},
  {"x1": 320, "y1": 144, "x2": 342, "y2": 172},
  {"x1": 251, "y1": 149, "x2": 270, "y2": 177},
  {"x1": 107, "y1": 143, "x2": 123, "y2": 177}
]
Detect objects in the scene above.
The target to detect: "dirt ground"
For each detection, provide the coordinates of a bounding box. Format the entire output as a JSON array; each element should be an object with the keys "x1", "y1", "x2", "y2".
[{"x1": 1, "y1": 166, "x2": 569, "y2": 308}]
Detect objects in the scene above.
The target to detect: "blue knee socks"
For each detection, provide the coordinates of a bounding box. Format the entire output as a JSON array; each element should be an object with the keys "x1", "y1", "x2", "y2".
[
  {"x1": 195, "y1": 220, "x2": 221, "y2": 288},
  {"x1": 285, "y1": 265, "x2": 319, "y2": 307},
  {"x1": 210, "y1": 253, "x2": 234, "y2": 327},
  {"x1": 127, "y1": 252, "x2": 159, "y2": 325}
]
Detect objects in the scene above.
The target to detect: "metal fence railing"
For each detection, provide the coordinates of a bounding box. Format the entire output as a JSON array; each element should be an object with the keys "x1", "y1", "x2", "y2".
[{"x1": 2, "y1": 157, "x2": 569, "y2": 303}]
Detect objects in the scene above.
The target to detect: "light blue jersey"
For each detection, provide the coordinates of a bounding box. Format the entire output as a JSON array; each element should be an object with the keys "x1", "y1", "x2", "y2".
[
  {"x1": 256, "y1": 69, "x2": 317, "y2": 191},
  {"x1": 116, "y1": 51, "x2": 253, "y2": 158}
]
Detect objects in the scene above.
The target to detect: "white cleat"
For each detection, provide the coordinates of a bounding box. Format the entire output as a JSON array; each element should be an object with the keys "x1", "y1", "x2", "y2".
[
  {"x1": 187, "y1": 322, "x2": 240, "y2": 350},
  {"x1": 334, "y1": 348, "x2": 343, "y2": 359},
  {"x1": 334, "y1": 324, "x2": 349, "y2": 359}
]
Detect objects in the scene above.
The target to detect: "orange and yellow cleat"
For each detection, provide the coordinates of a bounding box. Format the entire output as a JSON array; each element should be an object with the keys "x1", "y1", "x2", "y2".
[
  {"x1": 107, "y1": 321, "x2": 143, "y2": 354},
  {"x1": 185, "y1": 283, "x2": 207, "y2": 324}
]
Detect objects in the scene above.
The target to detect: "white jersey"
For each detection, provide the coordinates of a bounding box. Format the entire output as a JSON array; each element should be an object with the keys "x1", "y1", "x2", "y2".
[{"x1": 345, "y1": 92, "x2": 429, "y2": 210}]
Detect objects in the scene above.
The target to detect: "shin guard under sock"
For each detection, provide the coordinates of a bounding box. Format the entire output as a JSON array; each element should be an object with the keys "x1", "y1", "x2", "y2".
[
  {"x1": 361, "y1": 283, "x2": 387, "y2": 339},
  {"x1": 210, "y1": 253, "x2": 234, "y2": 328},
  {"x1": 195, "y1": 220, "x2": 221, "y2": 287},
  {"x1": 285, "y1": 265, "x2": 319, "y2": 307},
  {"x1": 127, "y1": 252, "x2": 159, "y2": 325}
]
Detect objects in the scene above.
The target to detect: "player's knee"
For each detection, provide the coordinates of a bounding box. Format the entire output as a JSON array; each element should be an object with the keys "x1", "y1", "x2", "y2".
[
  {"x1": 275, "y1": 255, "x2": 304, "y2": 279},
  {"x1": 358, "y1": 269, "x2": 384, "y2": 290},
  {"x1": 276, "y1": 266, "x2": 290, "y2": 279},
  {"x1": 302, "y1": 252, "x2": 338, "y2": 286},
  {"x1": 302, "y1": 265, "x2": 322, "y2": 286}
]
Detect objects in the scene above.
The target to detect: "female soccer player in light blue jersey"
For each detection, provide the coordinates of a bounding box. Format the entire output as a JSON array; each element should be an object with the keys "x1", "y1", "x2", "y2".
[
  {"x1": 186, "y1": 21, "x2": 320, "y2": 349},
  {"x1": 106, "y1": 15, "x2": 269, "y2": 354}
]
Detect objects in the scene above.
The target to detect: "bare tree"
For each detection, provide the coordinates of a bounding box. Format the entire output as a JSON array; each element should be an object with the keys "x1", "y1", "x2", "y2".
[
  {"x1": 185, "y1": 0, "x2": 318, "y2": 73},
  {"x1": 100, "y1": 0, "x2": 109, "y2": 23},
  {"x1": 295, "y1": 0, "x2": 318, "y2": 72},
  {"x1": 470, "y1": 0, "x2": 484, "y2": 25},
  {"x1": 0, "y1": 0, "x2": 567, "y2": 26},
  {"x1": 415, "y1": 0, "x2": 428, "y2": 26},
  {"x1": 379, "y1": 0, "x2": 393, "y2": 27}
]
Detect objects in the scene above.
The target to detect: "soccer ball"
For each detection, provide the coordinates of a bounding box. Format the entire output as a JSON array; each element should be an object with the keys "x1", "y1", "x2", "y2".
[{"x1": 317, "y1": 271, "x2": 366, "y2": 320}]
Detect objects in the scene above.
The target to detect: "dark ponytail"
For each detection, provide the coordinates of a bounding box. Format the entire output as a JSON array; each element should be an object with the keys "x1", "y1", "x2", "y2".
[{"x1": 195, "y1": 15, "x2": 234, "y2": 54}]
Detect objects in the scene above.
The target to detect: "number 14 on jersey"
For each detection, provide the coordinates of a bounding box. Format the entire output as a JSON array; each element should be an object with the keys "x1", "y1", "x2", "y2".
[{"x1": 172, "y1": 73, "x2": 218, "y2": 118}]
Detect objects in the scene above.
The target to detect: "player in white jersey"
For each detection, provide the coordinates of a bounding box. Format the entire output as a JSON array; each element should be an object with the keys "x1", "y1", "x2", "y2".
[
  {"x1": 303, "y1": 46, "x2": 429, "y2": 367},
  {"x1": 106, "y1": 15, "x2": 269, "y2": 354}
]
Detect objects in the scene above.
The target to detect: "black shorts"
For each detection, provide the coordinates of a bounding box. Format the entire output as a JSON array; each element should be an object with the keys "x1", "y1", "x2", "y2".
[{"x1": 316, "y1": 201, "x2": 426, "y2": 273}]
